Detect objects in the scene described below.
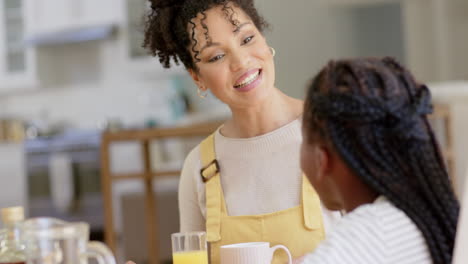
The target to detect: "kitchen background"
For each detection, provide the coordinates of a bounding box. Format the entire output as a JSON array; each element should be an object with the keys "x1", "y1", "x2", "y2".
[{"x1": 0, "y1": 0, "x2": 467, "y2": 263}]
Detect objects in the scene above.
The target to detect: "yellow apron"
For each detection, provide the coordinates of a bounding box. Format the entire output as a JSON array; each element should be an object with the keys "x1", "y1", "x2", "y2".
[{"x1": 200, "y1": 133, "x2": 325, "y2": 264}]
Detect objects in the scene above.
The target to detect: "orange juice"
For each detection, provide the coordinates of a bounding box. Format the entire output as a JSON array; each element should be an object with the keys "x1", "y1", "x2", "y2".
[{"x1": 172, "y1": 250, "x2": 208, "y2": 264}]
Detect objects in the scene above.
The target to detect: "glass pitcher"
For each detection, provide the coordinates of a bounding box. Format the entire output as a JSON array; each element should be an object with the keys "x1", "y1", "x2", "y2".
[{"x1": 20, "y1": 218, "x2": 115, "y2": 264}]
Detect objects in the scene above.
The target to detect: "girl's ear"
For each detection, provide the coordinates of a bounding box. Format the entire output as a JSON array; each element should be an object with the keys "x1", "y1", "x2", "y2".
[{"x1": 315, "y1": 145, "x2": 331, "y2": 181}]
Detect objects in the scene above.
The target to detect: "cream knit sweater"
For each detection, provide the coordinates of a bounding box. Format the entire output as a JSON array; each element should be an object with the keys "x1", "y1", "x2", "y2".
[{"x1": 178, "y1": 118, "x2": 340, "y2": 233}]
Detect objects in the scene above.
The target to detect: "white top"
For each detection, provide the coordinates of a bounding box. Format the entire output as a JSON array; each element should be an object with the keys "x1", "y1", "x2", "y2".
[
  {"x1": 302, "y1": 196, "x2": 432, "y2": 264},
  {"x1": 178, "y1": 118, "x2": 341, "y2": 233}
]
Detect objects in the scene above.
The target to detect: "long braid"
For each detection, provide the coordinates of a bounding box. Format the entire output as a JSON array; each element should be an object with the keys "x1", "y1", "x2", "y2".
[{"x1": 304, "y1": 57, "x2": 459, "y2": 263}]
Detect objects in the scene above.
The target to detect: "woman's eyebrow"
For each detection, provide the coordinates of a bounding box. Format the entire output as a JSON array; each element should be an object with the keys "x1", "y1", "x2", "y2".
[
  {"x1": 200, "y1": 42, "x2": 221, "y2": 54},
  {"x1": 199, "y1": 22, "x2": 252, "y2": 54},
  {"x1": 233, "y1": 22, "x2": 252, "y2": 33}
]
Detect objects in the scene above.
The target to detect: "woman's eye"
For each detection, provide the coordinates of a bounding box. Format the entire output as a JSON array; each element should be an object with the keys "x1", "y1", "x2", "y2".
[
  {"x1": 242, "y1": 35, "x2": 254, "y2": 45},
  {"x1": 208, "y1": 54, "x2": 224, "y2": 63}
]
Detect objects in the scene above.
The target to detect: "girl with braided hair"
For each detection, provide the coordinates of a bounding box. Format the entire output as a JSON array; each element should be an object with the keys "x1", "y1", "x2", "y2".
[
  {"x1": 298, "y1": 57, "x2": 459, "y2": 263},
  {"x1": 142, "y1": 0, "x2": 340, "y2": 263}
]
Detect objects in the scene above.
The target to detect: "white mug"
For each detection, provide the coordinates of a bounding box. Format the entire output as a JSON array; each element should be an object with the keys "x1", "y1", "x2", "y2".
[{"x1": 220, "y1": 242, "x2": 292, "y2": 264}]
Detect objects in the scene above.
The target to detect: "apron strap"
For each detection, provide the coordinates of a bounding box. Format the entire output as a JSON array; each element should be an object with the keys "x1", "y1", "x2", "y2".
[
  {"x1": 200, "y1": 133, "x2": 222, "y2": 242},
  {"x1": 302, "y1": 175, "x2": 324, "y2": 230}
]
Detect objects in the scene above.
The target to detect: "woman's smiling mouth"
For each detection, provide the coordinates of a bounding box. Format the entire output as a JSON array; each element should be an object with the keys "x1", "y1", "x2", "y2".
[{"x1": 234, "y1": 69, "x2": 262, "y2": 91}]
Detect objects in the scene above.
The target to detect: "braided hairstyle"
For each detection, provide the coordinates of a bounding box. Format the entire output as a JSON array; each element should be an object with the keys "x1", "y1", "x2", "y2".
[
  {"x1": 303, "y1": 57, "x2": 459, "y2": 263},
  {"x1": 143, "y1": 0, "x2": 269, "y2": 71}
]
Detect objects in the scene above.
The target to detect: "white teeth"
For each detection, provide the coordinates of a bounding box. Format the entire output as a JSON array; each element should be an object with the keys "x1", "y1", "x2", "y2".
[{"x1": 235, "y1": 70, "x2": 260, "y2": 88}]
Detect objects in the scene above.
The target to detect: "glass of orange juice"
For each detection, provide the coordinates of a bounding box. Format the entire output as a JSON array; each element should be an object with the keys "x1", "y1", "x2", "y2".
[{"x1": 171, "y1": 232, "x2": 208, "y2": 264}]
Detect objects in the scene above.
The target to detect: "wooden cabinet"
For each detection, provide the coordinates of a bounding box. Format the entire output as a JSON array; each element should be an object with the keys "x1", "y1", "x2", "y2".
[{"x1": 0, "y1": 0, "x2": 37, "y2": 92}]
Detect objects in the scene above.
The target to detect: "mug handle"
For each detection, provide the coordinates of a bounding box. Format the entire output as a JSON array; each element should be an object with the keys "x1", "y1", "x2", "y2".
[
  {"x1": 84, "y1": 241, "x2": 117, "y2": 264},
  {"x1": 270, "y1": 244, "x2": 292, "y2": 264}
]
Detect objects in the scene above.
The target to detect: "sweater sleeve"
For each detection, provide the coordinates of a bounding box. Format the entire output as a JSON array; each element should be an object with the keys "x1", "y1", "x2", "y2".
[{"x1": 178, "y1": 146, "x2": 206, "y2": 232}]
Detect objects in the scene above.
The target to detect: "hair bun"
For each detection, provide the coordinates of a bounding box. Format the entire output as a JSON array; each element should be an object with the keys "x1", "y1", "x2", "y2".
[{"x1": 149, "y1": 0, "x2": 185, "y2": 10}]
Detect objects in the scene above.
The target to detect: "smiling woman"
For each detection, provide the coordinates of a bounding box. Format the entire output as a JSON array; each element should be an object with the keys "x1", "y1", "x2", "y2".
[
  {"x1": 141, "y1": 0, "x2": 340, "y2": 264},
  {"x1": 185, "y1": 5, "x2": 275, "y2": 110}
]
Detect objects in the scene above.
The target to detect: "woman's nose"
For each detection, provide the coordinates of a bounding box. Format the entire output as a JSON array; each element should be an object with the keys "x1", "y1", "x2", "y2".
[{"x1": 229, "y1": 49, "x2": 250, "y2": 72}]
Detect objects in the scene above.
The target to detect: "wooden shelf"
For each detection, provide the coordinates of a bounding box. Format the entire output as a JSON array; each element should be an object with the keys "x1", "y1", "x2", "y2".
[{"x1": 111, "y1": 170, "x2": 183, "y2": 181}]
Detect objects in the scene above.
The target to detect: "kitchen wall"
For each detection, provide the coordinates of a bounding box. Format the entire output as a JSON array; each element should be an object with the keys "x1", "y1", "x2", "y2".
[
  {"x1": 257, "y1": 1, "x2": 406, "y2": 99},
  {"x1": 447, "y1": 0, "x2": 468, "y2": 81},
  {"x1": 259, "y1": 0, "x2": 468, "y2": 98},
  {"x1": 403, "y1": 0, "x2": 468, "y2": 82}
]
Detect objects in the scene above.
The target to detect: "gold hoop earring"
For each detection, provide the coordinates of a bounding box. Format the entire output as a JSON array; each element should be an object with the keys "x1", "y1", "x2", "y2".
[
  {"x1": 197, "y1": 87, "x2": 208, "y2": 99},
  {"x1": 270, "y1": 47, "x2": 276, "y2": 57}
]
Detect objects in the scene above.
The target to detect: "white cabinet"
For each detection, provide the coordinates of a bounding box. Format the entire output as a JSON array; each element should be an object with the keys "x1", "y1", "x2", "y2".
[
  {"x1": 97, "y1": 0, "x2": 185, "y2": 79},
  {"x1": 24, "y1": 0, "x2": 119, "y2": 38},
  {"x1": 121, "y1": 0, "x2": 185, "y2": 77},
  {"x1": 0, "y1": 0, "x2": 37, "y2": 92}
]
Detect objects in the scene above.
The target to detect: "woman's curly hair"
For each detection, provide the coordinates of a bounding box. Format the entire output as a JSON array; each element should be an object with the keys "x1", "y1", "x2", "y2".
[{"x1": 143, "y1": 0, "x2": 269, "y2": 71}]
